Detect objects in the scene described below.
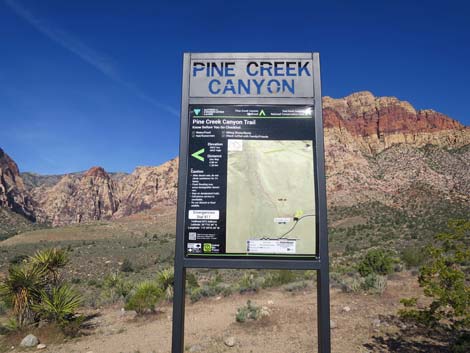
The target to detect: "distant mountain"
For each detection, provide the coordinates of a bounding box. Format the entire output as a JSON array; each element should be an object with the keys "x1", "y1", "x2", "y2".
[
  {"x1": 0, "y1": 148, "x2": 35, "y2": 221},
  {"x1": 0, "y1": 91, "x2": 468, "y2": 234}
]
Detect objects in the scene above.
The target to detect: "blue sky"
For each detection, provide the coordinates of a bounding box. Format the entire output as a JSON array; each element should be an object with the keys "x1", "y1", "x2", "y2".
[{"x1": 0, "y1": 0, "x2": 469, "y2": 174}]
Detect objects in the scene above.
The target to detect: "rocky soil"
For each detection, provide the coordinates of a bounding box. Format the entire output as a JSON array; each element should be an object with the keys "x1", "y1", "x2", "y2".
[{"x1": 1, "y1": 272, "x2": 442, "y2": 353}]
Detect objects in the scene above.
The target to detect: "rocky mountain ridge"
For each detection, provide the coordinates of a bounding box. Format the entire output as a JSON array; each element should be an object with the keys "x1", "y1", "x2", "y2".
[{"x1": 1, "y1": 91, "x2": 469, "y2": 228}]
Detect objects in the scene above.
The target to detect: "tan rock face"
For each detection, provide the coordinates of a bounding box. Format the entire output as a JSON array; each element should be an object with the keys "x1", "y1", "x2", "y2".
[
  {"x1": 323, "y1": 91, "x2": 469, "y2": 154},
  {"x1": 113, "y1": 158, "x2": 178, "y2": 218},
  {"x1": 322, "y1": 92, "x2": 470, "y2": 208},
  {"x1": 29, "y1": 159, "x2": 178, "y2": 226},
  {"x1": 32, "y1": 167, "x2": 120, "y2": 226},
  {"x1": 0, "y1": 148, "x2": 35, "y2": 221}
]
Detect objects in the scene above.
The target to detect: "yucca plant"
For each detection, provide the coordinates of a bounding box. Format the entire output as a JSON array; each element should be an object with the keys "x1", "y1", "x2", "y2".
[
  {"x1": 0, "y1": 264, "x2": 47, "y2": 326},
  {"x1": 157, "y1": 268, "x2": 174, "y2": 301},
  {"x1": 30, "y1": 248, "x2": 68, "y2": 285},
  {"x1": 32, "y1": 285, "x2": 82, "y2": 325},
  {"x1": 125, "y1": 281, "x2": 162, "y2": 314}
]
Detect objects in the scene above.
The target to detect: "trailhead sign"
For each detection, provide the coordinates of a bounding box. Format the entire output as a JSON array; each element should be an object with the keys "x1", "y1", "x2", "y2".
[
  {"x1": 172, "y1": 53, "x2": 331, "y2": 353},
  {"x1": 186, "y1": 105, "x2": 317, "y2": 257}
]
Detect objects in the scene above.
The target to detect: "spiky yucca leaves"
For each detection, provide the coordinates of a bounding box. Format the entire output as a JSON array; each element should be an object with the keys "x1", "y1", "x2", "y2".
[
  {"x1": 32, "y1": 285, "x2": 82, "y2": 325},
  {"x1": 156, "y1": 268, "x2": 174, "y2": 301},
  {"x1": 30, "y1": 248, "x2": 68, "y2": 285},
  {"x1": 0, "y1": 264, "x2": 47, "y2": 326},
  {"x1": 124, "y1": 281, "x2": 162, "y2": 315}
]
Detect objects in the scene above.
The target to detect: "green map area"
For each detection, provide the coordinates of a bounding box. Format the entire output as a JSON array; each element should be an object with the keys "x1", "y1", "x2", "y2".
[{"x1": 226, "y1": 140, "x2": 316, "y2": 255}]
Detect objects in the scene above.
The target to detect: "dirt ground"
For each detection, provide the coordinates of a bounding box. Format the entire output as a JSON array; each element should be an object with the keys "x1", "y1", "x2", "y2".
[{"x1": 3, "y1": 272, "x2": 423, "y2": 353}]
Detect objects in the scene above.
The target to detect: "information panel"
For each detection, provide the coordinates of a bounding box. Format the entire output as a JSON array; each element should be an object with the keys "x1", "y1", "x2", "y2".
[
  {"x1": 184, "y1": 105, "x2": 317, "y2": 257},
  {"x1": 173, "y1": 53, "x2": 330, "y2": 353}
]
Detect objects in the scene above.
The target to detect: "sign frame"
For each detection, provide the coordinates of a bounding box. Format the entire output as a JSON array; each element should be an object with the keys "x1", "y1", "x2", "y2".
[{"x1": 172, "y1": 52, "x2": 330, "y2": 353}]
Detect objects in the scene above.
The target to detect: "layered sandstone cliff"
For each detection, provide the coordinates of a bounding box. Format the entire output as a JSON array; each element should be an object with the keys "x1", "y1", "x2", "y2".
[
  {"x1": 0, "y1": 148, "x2": 35, "y2": 221},
  {"x1": 1, "y1": 92, "x2": 469, "y2": 227},
  {"x1": 31, "y1": 166, "x2": 120, "y2": 226},
  {"x1": 113, "y1": 158, "x2": 178, "y2": 218}
]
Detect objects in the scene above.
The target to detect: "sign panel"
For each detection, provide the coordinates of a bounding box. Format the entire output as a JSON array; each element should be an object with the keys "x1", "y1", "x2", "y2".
[
  {"x1": 190, "y1": 56, "x2": 314, "y2": 98},
  {"x1": 173, "y1": 53, "x2": 330, "y2": 353},
  {"x1": 184, "y1": 105, "x2": 317, "y2": 258}
]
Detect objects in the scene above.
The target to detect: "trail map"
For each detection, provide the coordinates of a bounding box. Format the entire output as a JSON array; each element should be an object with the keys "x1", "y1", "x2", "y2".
[{"x1": 226, "y1": 140, "x2": 316, "y2": 254}]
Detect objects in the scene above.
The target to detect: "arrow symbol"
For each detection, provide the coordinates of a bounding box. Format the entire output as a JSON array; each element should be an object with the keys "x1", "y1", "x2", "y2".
[
  {"x1": 191, "y1": 148, "x2": 205, "y2": 162},
  {"x1": 194, "y1": 108, "x2": 201, "y2": 115},
  {"x1": 259, "y1": 109, "x2": 266, "y2": 117}
]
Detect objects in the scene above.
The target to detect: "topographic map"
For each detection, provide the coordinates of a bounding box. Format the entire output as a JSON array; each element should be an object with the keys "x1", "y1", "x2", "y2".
[{"x1": 226, "y1": 140, "x2": 316, "y2": 255}]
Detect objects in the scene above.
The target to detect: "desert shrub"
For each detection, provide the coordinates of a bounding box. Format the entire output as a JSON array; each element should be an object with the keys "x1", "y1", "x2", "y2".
[
  {"x1": 0, "y1": 263, "x2": 46, "y2": 326},
  {"x1": 283, "y1": 281, "x2": 308, "y2": 292},
  {"x1": 0, "y1": 300, "x2": 8, "y2": 315},
  {"x1": 362, "y1": 273, "x2": 387, "y2": 294},
  {"x1": 32, "y1": 285, "x2": 82, "y2": 325},
  {"x1": 188, "y1": 281, "x2": 232, "y2": 302},
  {"x1": 401, "y1": 247, "x2": 426, "y2": 268},
  {"x1": 189, "y1": 287, "x2": 204, "y2": 302},
  {"x1": 156, "y1": 268, "x2": 174, "y2": 301},
  {"x1": 262, "y1": 270, "x2": 297, "y2": 288},
  {"x1": 399, "y1": 219, "x2": 470, "y2": 332},
  {"x1": 186, "y1": 272, "x2": 199, "y2": 289},
  {"x1": 125, "y1": 281, "x2": 162, "y2": 314},
  {"x1": 236, "y1": 300, "x2": 260, "y2": 323},
  {"x1": 9, "y1": 254, "x2": 28, "y2": 265},
  {"x1": 357, "y1": 249, "x2": 394, "y2": 277},
  {"x1": 400, "y1": 220, "x2": 470, "y2": 330},
  {"x1": 238, "y1": 273, "x2": 262, "y2": 293},
  {"x1": 339, "y1": 276, "x2": 362, "y2": 293},
  {"x1": 30, "y1": 248, "x2": 68, "y2": 285},
  {"x1": 101, "y1": 273, "x2": 133, "y2": 304},
  {"x1": 120, "y1": 259, "x2": 135, "y2": 273},
  {"x1": 0, "y1": 248, "x2": 81, "y2": 329}
]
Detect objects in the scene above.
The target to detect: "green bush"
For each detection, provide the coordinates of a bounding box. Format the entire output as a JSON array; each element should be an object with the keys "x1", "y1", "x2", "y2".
[
  {"x1": 186, "y1": 272, "x2": 199, "y2": 289},
  {"x1": 362, "y1": 273, "x2": 387, "y2": 294},
  {"x1": 125, "y1": 281, "x2": 162, "y2": 314},
  {"x1": 262, "y1": 270, "x2": 297, "y2": 288},
  {"x1": 401, "y1": 247, "x2": 426, "y2": 268},
  {"x1": 0, "y1": 248, "x2": 82, "y2": 329},
  {"x1": 236, "y1": 300, "x2": 260, "y2": 323},
  {"x1": 188, "y1": 282, "x2": 230, "y2": 302},
  {"x1": 283, "y1": 281, "x2": 307, "y2": 292},
  {"x1": 156, "y1": 268, "x2": 174, "y2": 301},
  {"x1": 357, "y1": 249, "x2": 394, "y2": 277},
  {"x1": 101, "y1": 273, "x2": 133, "y2": 304},
  {"x1": 399, "y1": 219, "x2": 470, "y2": 331},
  {"x1": 238, "y1": 273, "x2": 261, "y2": 293},
  {"x1": 120, "y1": 259, "x2": 135, "y2": 273}
]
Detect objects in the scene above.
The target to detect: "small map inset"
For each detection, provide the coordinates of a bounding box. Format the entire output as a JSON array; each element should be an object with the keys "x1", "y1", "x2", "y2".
[{"x1": 226, "y1": 140, "x2": 316, "y2": 255}]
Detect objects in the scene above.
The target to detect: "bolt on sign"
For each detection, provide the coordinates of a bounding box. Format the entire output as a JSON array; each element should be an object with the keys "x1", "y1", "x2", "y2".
[{"x1": 172, "y1": 53, "x2": 331, "y2": 353}]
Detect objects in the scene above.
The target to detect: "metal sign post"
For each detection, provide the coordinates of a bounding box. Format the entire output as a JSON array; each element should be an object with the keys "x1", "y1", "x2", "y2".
[{"x1": 172, "y1": 53, "x2": 330, "y2": 353}]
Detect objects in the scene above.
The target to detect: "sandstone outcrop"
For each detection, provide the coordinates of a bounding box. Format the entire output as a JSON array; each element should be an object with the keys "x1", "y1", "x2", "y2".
[
  {"x1": 0, "y1": 148, "x2": 34, "y2": 221},
  {"x1": 113, "y1": 158, "x2": 178, "y2": 218},
  {"x1": 31, "y1": 166, "x2": 119, "y2": 226},
  {"x1": 2, "y1": 92, "x2": 469, "y2": 227}
]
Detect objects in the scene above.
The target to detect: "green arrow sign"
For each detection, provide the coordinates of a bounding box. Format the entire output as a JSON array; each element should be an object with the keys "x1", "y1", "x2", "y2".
[
  {"x1": 191, "y1": 148, "x2": 205, "y2": 162},
  {"x1": 259, "y1": 109, "x2": 266, "y2": 117}
]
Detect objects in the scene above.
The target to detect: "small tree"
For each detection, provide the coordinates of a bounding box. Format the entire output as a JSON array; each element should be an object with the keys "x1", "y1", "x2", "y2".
[
  {"x1": 400, "y1": 219, "x2": 470, "y2": 330},
  {"x1": 357, "y1": 249, "x2": 394, "y2": 277}
]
